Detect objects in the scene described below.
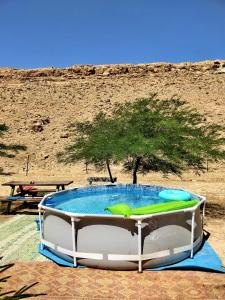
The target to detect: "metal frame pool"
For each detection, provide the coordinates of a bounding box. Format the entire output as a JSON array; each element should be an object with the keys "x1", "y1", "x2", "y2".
[{"x1": 38, "y1": 184, "x2": 206, "y2": 272}]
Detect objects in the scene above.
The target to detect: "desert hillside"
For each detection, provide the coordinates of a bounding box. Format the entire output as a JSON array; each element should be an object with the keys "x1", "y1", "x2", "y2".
[{"x1": 0, "y1": 60, "x2": 225, "y2": 174}]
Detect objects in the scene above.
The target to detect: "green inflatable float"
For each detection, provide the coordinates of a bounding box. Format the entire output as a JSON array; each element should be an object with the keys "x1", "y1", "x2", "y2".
[{"x1": 105, "y1": 200, "x2": 198, "y2": 217}]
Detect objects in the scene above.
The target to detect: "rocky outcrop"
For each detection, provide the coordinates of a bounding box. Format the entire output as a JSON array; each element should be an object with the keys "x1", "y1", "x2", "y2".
[{"x1": 0, "y1": 60, "x2": 225, "y2": 81}]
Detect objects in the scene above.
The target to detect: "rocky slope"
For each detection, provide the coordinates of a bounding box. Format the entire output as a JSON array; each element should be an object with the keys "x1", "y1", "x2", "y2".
[{"x1": 0, "y1": 60, "x2": 225, "y2": 173}]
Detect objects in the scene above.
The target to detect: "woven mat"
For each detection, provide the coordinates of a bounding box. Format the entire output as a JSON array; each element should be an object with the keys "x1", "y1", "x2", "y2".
[
  {"x1": 0, "y1": 215, "x2": 47, "y2": 264},
  {"x1": 1, "y1": 261, "x2": 225, "y2": 299}
]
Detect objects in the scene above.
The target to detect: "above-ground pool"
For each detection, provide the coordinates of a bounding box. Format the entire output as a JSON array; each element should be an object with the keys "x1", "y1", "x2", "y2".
[{"x1": 38, "y1": 184, "x2": 206, "y2": 272}]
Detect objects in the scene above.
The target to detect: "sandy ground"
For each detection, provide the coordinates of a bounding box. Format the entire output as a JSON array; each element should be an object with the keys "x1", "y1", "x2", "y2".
[{"x1": 0, "y1": 164, "x2": 225, "y2": 266}]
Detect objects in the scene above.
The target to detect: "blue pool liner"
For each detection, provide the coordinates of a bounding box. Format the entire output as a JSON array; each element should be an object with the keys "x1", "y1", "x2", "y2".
[{"x1": 38, "y1": 239, "x2": 225, "y2": 273}]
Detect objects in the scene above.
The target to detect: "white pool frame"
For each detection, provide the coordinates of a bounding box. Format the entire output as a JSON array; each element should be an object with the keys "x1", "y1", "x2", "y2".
[{"x1": 38, "y1": 187, "x2": 206, "y2": 272}]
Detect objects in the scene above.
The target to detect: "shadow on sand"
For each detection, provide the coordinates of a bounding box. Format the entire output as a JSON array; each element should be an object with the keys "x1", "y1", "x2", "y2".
[{"x1": 205, "y1": 202, "x2": 225, "y2": 219}]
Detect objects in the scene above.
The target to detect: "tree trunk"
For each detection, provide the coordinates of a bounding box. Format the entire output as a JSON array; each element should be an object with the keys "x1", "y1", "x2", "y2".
[
  {"x1": 106, "y1": 159, "x2": 114, "y2": 182},
  {"x1": 133, "y1": 157, "x2": 141, "y2": 184}
]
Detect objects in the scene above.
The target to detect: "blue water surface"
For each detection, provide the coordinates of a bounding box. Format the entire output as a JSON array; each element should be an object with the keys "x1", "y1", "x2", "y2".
[{"x1": 43, "y1": 184, "x2": 197, "y2": 215}]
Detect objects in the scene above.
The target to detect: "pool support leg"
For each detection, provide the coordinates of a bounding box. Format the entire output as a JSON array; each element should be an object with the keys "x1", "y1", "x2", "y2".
[
  {"x1": 202, "y1": 202, "x2": 206, "y2": 225},
  {"x1": 39, "y1": 209, "x2": 44, "y2": 250},
  {"x1": 71, "y1": 217, "x2": 77, "y2": 267},
  {"x1": 137, "y1": 220, "x2": 142, "y2": 273},
  {"x1": 190, "y1": 211, "x2": 195, "y2": 258}
]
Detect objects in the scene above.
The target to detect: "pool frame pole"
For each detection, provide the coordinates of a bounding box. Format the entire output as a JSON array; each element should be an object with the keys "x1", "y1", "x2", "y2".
[
  {"x1": 190, "y1": 211, "x2": 195, "y2": 258},
  {"x1": 200, "y1": 202, "x2": 206, "y2": 232},
  {"x1": 71, "y1": 217, "x2": 77, "y2": 267},
  {"x1": 202, "y1": 202, "x2": 206, "y2": 223},
  {"x1": 137, "y1": 220, "x2": 142, "y2": 273},
  {"x1": 39, "y1": 209, "x2": 44, "y2": 250}
]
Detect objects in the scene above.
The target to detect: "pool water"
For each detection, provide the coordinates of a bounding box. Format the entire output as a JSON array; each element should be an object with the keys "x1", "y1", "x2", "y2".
[
  {"x1": 43, "y1": 185, "x2": 196, "y2": 215},
  {"x1": 56, "y1": 193, "x2": 162, "y2": 215}
]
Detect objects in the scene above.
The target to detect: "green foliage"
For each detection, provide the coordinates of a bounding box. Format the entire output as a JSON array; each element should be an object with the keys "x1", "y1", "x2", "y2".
[
  {"x1": 58, "y1": 112, "x2": 117, "y2": 170},
  {"x1": 0, "y1": 124, "x2": 26, "y2": 162},
  {"x1": 58, "y1": 95, "x2": 225, "y2": 183}
]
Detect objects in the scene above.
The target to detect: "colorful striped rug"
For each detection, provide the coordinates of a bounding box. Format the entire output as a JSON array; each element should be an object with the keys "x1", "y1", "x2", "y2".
[{"x1": 0, "y1": 215, "x2": 47, "y2": 264}]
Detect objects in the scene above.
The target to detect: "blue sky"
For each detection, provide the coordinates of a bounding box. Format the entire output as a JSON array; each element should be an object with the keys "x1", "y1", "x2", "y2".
[{"x1": 0, "y1": 0, "x2": 225, "y2": 68}]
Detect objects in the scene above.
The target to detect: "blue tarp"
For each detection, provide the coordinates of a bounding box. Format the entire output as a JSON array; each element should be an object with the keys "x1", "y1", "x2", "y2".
[
  {"x1": 39, "y1": 239, "x2": 225, "y2": 273},
  {"x1": 150, "y1": 240, "x2": 225, "y2": 273}
]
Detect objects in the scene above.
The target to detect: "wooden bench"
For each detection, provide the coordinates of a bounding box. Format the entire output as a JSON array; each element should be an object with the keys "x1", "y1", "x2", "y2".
[
  {"x1": 20, "y1": 188, "x2": 56, "y2": 196},
  {"x1": 87, "y1": 177, "x2": 117, "y2": 185},
  {"x1": 35, "y1": 189, "x2": 56, "y2": 193},
  {"x1": 0, "y1": 196, "x2": 43, "y2": 214}
]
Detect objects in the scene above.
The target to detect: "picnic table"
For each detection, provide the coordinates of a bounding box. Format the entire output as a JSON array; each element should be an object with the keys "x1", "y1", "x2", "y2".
[
  {"x1": 2, "y1": 180, "x2": 74, "y2": 196},
  {"x1": 1, "y1": 180, "x2": 73, "y2": 213}
]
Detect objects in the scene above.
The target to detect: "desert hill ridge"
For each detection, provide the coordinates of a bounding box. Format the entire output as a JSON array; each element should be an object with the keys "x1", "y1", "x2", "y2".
[
  {"x1": 0, "y1": 60, "x2": 225, "y2": 173},
  {"x1": 1, "y1": 60, "x2": 225, "y2": 79}
]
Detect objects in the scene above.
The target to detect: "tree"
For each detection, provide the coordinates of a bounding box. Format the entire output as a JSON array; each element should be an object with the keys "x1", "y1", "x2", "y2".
[
  {"x1": 0, "y1": 124, "x2": 26, "y2": 173},
  {"x1": 57, "y1": 113, "x2": 118, "y2": 182},
  {"x1": 58, "y1": 95, "x2": 225, "y2": 184}
]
